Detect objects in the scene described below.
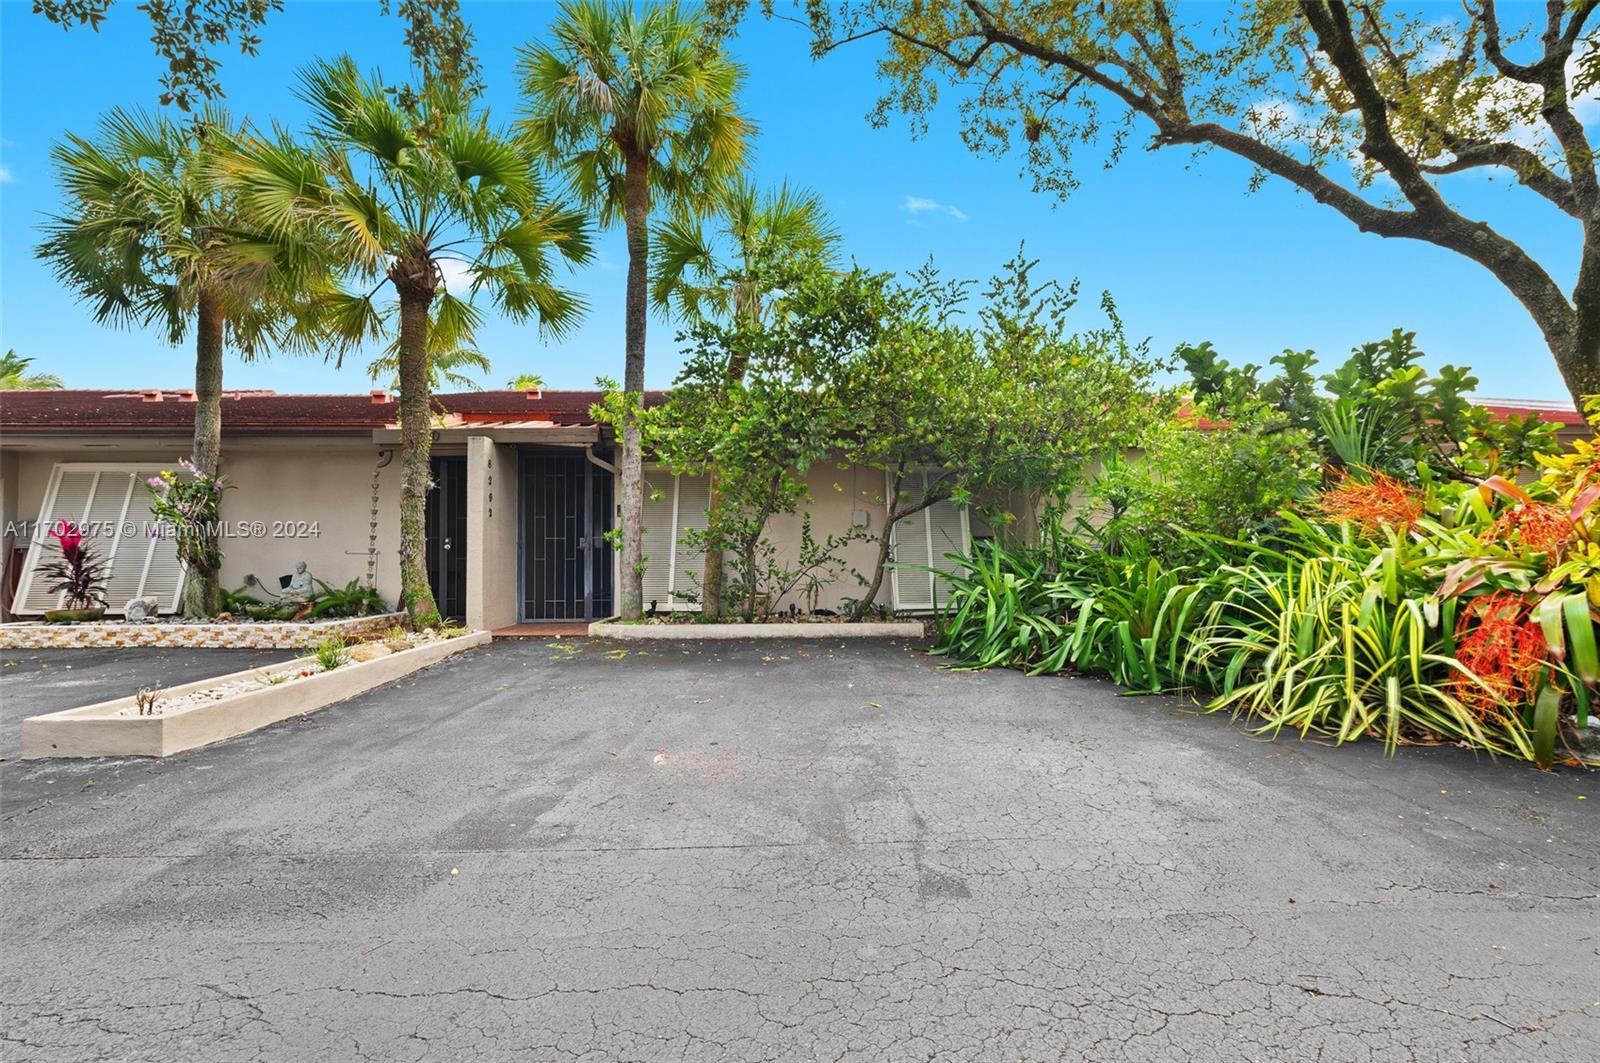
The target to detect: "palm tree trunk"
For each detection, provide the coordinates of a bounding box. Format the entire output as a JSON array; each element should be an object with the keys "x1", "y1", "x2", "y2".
[
  {"x1": 618, "y1": 151, "x2": 650, "y2": 620},
  {"x1": 395, "y1": 272, "x2": 441, "y2": 627},
  {"x1": 181, "y1": 289, "x2": 226, "y2": 618}
]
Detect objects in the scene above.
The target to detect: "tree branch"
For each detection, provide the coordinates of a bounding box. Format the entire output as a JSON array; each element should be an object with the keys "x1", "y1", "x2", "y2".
[{"x1": 1419, "y1": 139, "x2": 1577, "y2": 216}]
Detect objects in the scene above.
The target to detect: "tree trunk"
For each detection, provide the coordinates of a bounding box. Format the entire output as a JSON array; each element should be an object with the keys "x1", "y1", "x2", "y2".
[
  {"x1": 394, "y1": 267, "x2": 441, "y2": 627},
  {"x1": 742, "y1": 539, "x2": 760, "y2": 621},
  {"x1": 856, "y1": 469, "x2": 906, "y2": 618},
  {"x1": 700, "y1": 468, "x2": 725, "y2": 617},
  {"x1": 181, "y1": 289, "x2": 226, "y2": 618},
  {"x1": 618, "y1": 150, "x2": 650, "y2": 620},
  {"x1": 856, "y1": 521, "x2": 896, "y2": 619}
]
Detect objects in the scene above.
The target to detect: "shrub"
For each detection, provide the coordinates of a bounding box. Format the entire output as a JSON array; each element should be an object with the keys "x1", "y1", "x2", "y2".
[
  {"x1": 311, "y1": 636, "x2": 349, "y2": 671},
  {"x1": 1091, "y1": 412, "x2": 1319, "y2": 562},
  {"x1": 307, "y1": 578, "x2": 386, "y2": 619},
  {"x1": 39, "y1": 521, "x2": 108, "y2": 611},
  {"x1": 935, "y1": 486, "x2": 1597, "y2": 769}
]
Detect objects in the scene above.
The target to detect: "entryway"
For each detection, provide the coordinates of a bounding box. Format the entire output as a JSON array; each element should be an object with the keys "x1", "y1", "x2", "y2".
[
  {"x1": 519, "y1": 450, "x2": 613, "y2": 621},
  {"x1": 426, "y1": 456, "x2": 467, "y2": 620}
]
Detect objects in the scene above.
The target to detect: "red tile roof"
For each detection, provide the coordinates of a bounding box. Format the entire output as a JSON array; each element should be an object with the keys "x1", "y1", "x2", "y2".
[
  {"x1": 1469, "y1": 398, "x2": 1585, "y2": 426},
  {"x1": 1176, "y1": 398, "x2": 1585, "y2": 431},
  {"x1": 0, "y1": 389, "x2": 665, "y2": 435}
]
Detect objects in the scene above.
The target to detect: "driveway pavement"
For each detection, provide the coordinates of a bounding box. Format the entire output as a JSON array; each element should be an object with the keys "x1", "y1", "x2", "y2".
[{"x1": 1, "y1": 638, "x2": 1596, "y2": 1061}]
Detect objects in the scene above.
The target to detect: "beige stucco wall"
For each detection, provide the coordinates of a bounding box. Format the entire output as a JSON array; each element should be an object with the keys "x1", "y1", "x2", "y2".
[
  {"x1": 757, "y1": 461, "x2": 889, "y2": 613},
  {"x1": 466, "y1": 436, "x2": 519, "y2": 631},
  {"x1": 2, "y1": 436, "x2": 405, "y2": 614},
  {"x1": 1, "y1": 450, "x2": 19, "y2": 620}
]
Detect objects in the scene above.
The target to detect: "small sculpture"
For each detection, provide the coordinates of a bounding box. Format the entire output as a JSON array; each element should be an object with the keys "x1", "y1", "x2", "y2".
[
  {"x1": 124, "y1": 596, "x2": 160, "y2": 622},
  {"x1": 282, "y1": 561, "x2": 315, "y2": 603}
]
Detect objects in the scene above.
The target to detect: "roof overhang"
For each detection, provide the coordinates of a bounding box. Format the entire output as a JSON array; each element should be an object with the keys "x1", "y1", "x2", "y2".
[{"x1": 369, "y1": 422, "x2": 601, "y2": 445}]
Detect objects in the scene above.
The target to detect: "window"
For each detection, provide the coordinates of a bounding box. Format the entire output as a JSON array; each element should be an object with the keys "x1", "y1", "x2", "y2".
[
  {"x1": 12, "y1": 464, "x2": 185, "y2": 616},
  {"x1": 640, "y1": 467, "x2": 712, "y2": 611},
  {"x1": 888, "y1": 469, "x2": 971, "y2": 613}
]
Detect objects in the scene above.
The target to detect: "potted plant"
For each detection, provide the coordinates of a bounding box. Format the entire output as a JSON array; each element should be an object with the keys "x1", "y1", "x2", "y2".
[{"x1": 40, "y1": 521, "x2": 108, "y2": 622}]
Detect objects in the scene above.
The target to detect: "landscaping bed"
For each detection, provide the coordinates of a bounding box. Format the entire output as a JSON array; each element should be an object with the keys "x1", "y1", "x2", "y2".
[
  {"x1": 20, "y1": 627, "x2": 490, "y2": 759},
  {"x1": 0, "y1": 612, "x2": 406, "y2": 650}
]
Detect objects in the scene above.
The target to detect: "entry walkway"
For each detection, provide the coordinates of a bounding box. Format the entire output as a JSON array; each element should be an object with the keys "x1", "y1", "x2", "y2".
[{"x1": 491, "y1": 621, "x2": 589, "y2": 638}]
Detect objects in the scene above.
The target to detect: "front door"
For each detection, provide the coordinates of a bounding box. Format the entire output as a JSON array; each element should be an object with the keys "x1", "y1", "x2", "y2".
[
  {"x1": 426, "y1": 456, "x2": 467, "y2": 620},
  {"x1": 520, "y1": 451, "x2": 612, "y2": 620}
]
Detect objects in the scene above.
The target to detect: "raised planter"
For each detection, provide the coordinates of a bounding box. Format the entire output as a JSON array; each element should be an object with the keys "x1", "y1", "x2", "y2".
[
  {"x1": 21, "y1": 629, "x2": 491, "y2": 759},
  {"x1": 0, "y1": 612, "x2": 406, "y2": 650},
  {"x1": 588, "y1": 619, "x2": 926, "y2": 640}
]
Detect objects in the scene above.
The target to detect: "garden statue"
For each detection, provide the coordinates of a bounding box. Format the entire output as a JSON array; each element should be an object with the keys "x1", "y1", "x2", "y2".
[
  {"x1": 123, "y1": 596, "x2": 159, "y2": 622},
  {"x1": 283, "y1": 561, "x2": 315, "y2": 603}
]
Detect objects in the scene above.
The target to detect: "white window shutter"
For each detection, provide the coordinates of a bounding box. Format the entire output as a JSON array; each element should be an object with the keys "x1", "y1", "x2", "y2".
[
  {"x1": 889, "y1": 470, "x2": 934, "y2": 612},
  {"x1": 927, "y1": 491, "x2": 970, "y2": 610},
  {"x1": 671, "y1": 472, "x2": 711, "y2": 607},
  {"x1": 12, "y1": 464, "x2": 186, "y2": 616},
  {"x1": 888, "y1": 468, "x2": 970, "y2": 613}
]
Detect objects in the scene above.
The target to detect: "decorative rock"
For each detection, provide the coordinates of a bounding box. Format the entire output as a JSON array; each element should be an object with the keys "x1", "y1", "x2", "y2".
[
  {"x1": 123, "y1": 597, "x2": 160, "y2": 622},
  {"x1": 347, "y1": 643, "x2": 394, "y2": 663}
]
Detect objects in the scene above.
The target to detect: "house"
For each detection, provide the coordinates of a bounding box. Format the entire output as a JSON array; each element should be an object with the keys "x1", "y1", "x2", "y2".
[{"x1": 0, "y1": 388, "x2": 974, "y2": 626}]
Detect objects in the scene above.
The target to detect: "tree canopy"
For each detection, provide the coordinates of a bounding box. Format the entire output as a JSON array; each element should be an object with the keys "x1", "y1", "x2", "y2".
[{"x1": 711, "y1": 0, "x2": 1600, "y2": 406}]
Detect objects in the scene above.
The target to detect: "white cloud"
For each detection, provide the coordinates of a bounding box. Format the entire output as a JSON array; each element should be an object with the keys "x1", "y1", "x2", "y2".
[
  {"x1": 904, "y1": 195, "x2": 968, "y2": 222},
  {"x1": 436, "y1": 257, "x2": 475, "y2": 294},
  {"x1": 0, "y1": 165, "x2": 12, "y2": 184}
]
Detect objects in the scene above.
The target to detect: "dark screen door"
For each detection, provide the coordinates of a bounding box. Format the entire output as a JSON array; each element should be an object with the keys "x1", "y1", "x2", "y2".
[
  {"x1": 521, "y1": 451, "x2": 611, "y2": 620},
  {"x1": 426, "y1": 457, "x2": 467, "y2": 620}
]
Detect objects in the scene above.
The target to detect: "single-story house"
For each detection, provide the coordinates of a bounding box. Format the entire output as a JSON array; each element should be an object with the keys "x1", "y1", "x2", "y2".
[
  {"x1": 0, "y1": 388, "x2": 975, "y2": 626},
  {"x1": 1, "y1": 389, "x2": 1585, "y2": 628}
]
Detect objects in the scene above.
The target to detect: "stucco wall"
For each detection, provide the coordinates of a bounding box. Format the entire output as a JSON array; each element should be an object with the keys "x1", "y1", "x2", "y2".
[
  {"x1": 466, "y1": 436, "x2": 519, "y2": 631},
  {"x1": 757, "y1": 462, "x2": 889, "y2": 613},
  {"x1": 3, "y1": 438, "x2": 404, "y2": 614},
  {"x1": 1, "y1": 450, "x2": 19, "y2": 620}
]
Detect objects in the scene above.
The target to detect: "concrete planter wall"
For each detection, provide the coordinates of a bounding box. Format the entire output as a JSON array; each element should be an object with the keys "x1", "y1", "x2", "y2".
[
  {"x1": 22, "y1": 630, "x2": 490, "y2": 759},
  {"x1": 0, "y1": 612, "x2": 406, "y2": 650},
  {"x1": 588, "y1": 620, "x2": 926, "y2": 640}
]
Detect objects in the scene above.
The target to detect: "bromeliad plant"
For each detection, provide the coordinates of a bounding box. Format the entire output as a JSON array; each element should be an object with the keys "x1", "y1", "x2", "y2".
[
  {"x1": 40, "y1": 521, "x2": 109, "y2": 613},
  {"x1": 148, "y1": 459, "x2": 231, "y2": 619}
]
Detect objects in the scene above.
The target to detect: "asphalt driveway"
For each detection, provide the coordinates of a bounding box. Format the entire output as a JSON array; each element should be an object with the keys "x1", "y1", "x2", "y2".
[{"x1": 1, "y1": 638, "x2": 1595, "y2": 1061}]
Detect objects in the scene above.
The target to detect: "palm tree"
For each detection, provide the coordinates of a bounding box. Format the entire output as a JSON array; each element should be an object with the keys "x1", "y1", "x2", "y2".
[
  {"x1": 650, "y1": 178, "x2": 839, "y2": 615},
  {"x1": 519, "y1": 0, "x2": 750, "y2": 620},
  {"x1": 38, "y1": 107, "x2": 324, "y2": 616},
  {"x1": 505, "y1": 372, "x2": 545, "y2": 390},
  {"x1": 367, "y1": 306, "x2": 493, "y2": 391},
  {"x1": 0, "y1": 351, "x2": 65, "y2": 390},
  {"x1": 218, "y1": 57, "x2": 591, "y2": 625}
]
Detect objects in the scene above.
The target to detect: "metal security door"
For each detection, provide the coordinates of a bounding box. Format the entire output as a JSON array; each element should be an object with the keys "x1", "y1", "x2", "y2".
[
  {"x1": 521, "y1": 452, "x2": 611, "y2": 620},
  {"x1": 426, "y1": 457, "x2": 468, "y2": 620}
]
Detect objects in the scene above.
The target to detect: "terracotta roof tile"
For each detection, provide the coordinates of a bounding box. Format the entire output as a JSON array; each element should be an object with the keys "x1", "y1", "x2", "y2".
[{"x1": 0, "y1": 389, "x2": 665, "y2": 434}]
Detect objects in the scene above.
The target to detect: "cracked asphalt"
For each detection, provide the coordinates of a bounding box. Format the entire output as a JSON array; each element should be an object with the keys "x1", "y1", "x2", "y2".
[{"x1": 1, "y1": 637, "x2": 1596, "y2": 1061}]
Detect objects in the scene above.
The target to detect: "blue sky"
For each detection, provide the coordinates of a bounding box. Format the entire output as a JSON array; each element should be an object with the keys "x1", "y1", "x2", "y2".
[{"x1": 0, "y1": 0, "x2": 1576, "y2": 399}]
